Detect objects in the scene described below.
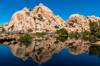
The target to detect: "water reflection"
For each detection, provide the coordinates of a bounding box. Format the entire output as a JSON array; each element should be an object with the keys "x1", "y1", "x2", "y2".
[
  {"x1": 5, "y1": 34, "x2": 91, "y2": 64},
  {"x1": 0, "y1": 34, "x2": 100, "y2": 64},
  {"x1": 89, "y1": 45, "x2": 100, "y2": 57},
  {"x1": 1, "y1": 46, "x2": 100, "y2": 66}
]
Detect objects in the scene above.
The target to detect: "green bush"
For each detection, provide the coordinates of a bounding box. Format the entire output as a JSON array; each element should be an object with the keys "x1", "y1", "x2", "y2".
[
  {"x1": 56, "y1": 28, "x2": 68, "y2": 42},
  {"x1": 89, "y1": 21, "x2": 100, "y2": 41},
  {"x1": 19, "y1": 33, "x2": 32, "y2": 46},
  {"x1": 56, "y1": 28, "x2": 68, "y2": 35},
  {"x1": 81, "y1": 31, "x2": 91, "y2": 41},
  {"x1": 95, "y1": 30, "x2": 100, "y2": 39},
  {"x1": 68, "y1": 32, "x2": 81, "y2": 39},
  {"x1": 80, "y1": 31, "x2": 96, "y2": 42},
  {"x1": 89, "y1": 22, "x2": 98, "y2": 34},
  {"x1": 89, "y1": 35, "x2": 96, "y2": 42}
]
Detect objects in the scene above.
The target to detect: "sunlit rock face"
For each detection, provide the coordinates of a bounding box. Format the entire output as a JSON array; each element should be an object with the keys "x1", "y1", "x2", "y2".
[
  {"x1": 7, "y1": 34, "x2": 90, "y2": 64},
  {"x1": 66, "y1": 14, "x2": 100, "y2": 33},
  {"x1": 4, "y1": 3, "x2": 65, "y2": 33}
]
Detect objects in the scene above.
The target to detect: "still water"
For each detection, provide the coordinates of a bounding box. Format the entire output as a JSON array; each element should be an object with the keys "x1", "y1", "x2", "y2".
[{"x1": 0, "y1": 45, "x2": 100, "y2": 66}]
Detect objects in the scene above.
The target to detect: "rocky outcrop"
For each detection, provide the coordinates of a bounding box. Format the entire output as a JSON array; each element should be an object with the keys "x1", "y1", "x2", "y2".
[
  {"x1": 4, "y1": 3, "x2": 65, "y2": 33},
  {"x1": 65, "y1": 14, "x2": 100, "y2": 32},
  {"x1": 3, "y1": 3, "x2": 100, "y2": 33}
]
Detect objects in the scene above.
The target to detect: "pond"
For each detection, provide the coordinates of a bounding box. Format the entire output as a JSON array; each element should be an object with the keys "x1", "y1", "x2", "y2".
[{"x1": 0, "y1": 44, "x2": 100, "y2": 66}]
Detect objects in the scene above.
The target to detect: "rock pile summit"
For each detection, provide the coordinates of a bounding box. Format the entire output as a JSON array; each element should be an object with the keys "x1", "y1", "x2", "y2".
[{"x1": 4, "y1": 3, "x2": 65, "y2": 33}]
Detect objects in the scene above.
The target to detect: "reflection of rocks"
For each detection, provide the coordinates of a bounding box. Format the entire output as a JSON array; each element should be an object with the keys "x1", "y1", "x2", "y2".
[
  {"x1": 8, "y1": 34, "x2": 90, "y2": 64},
  {"x1": 0, "y1": 34, "x2": 91, "y2": 64},
  {"x1": 89, "y1": 45, "x2": 100, "y2": 57},
  {"x1": 9, "y1": 34, "x2": 64, "y2": 64},
  {"x1": 65, "y1": 39, "x2": 90, "y2": 55},
  {"x1": 0, "y1": 33, "x2": 18, "y2": 45}
]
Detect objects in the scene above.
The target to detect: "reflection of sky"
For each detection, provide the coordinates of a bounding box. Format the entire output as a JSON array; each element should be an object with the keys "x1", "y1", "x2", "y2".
[
  {"x1": 0, "y1": 0, "x2": 100, "y2": 25},
  {"x1": 0, "y1": 45, "x2": 100, "y2": 66}
]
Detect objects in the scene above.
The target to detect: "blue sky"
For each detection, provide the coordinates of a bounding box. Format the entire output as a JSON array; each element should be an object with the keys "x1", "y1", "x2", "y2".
[{"x1": 0, "y1": 0, "x2": 100, "y2": 25}]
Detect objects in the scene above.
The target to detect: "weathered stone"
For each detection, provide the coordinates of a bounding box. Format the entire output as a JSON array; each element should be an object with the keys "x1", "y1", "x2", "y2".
[
  {"x1": 66, "y1": 14, "x2": 100, "y2": 32},
  {"x1": 3, "y1": 3, "x2": 65, "y2": 33}
]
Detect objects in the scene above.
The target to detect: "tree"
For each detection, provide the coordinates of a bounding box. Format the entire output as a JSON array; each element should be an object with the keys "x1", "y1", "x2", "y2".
[
  {"x1": 95, "y1": 30, "x2": 100, "y2": 39},
  {"x1": 56, "y1": 28, "x2": 68, "y2": 42},
  {"x1": 89, "y1": 21, "x2": 100, "y2": 40},
  {"x1": 81, "y1": 31, "x2": 97, "y2": 42},
  {"x1": 89, "y1": 22, "x2": 98, "y2": 35}
]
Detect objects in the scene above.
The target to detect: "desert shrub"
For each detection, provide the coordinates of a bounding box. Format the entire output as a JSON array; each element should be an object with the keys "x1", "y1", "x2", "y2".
[
  {"x1": 56, "y1": 28, "x2": 68, "y2": 42},
  {"x1": 68, "y1": 32, "x2": 81, "y2": 39},
  {"x1": 19, "y1": 33, "x2": 32, "y2": 46}
]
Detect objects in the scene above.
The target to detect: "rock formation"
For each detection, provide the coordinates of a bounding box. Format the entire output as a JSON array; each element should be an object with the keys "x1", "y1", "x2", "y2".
[
  {"x1": 4, "y1": 3, "x2": 65, "y2": 33},
  {"x1": 2, "y1": 3, "x2": 100, "y2": 33},
  {"x1": 66, "y1": 14, "x2": 100, "y2": 32}
]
